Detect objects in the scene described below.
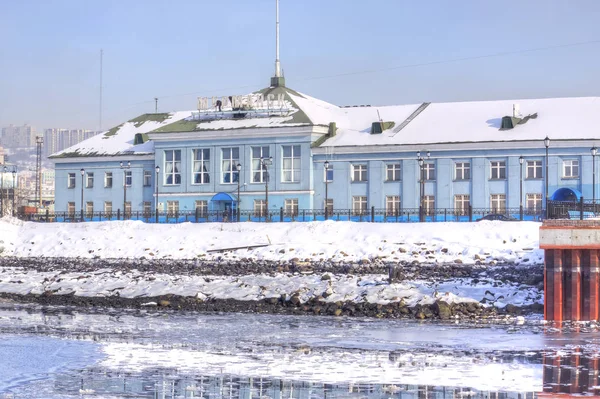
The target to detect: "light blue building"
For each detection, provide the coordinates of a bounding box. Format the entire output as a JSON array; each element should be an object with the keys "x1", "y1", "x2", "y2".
[{"x1": 50, "y1": 77, "x2": 600, "y2": 222}]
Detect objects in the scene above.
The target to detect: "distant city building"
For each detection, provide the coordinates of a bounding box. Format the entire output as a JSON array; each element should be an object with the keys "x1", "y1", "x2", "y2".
[
  {"x1": 1, "y1": 124, "x2": 37, "y2": 149},
  {"x1": 44, "y1": 129, "x2": 100, "y2": 158}
]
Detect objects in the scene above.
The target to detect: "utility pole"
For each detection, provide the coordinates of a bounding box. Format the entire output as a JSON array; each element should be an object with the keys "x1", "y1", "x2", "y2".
[
  {"x1": 155, "y1": 97, "x2": 158, "y2": 114},
  {"x1": 35, "y1": 136, "x2": 43, "y2": 209}
]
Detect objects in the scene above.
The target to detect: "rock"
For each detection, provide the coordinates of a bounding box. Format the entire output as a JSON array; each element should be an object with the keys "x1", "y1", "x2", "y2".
[
  {"x1": 334, "y1": 308, "x2": 343, "y2": 316},
  {"x1": 434, "y1": 300, "x2": 452, "y2": 320},
  {"x1": 158, "y1": 300, "x2": 170, "y2": 307},
  {"x1": 321, "y1": 274, "x2": 331, "y2": 281},
  {"x1": 454, "y1": 259, "x2": 463, "y2": 264}
]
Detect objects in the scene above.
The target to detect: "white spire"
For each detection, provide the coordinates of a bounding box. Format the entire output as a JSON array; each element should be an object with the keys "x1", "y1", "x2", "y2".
[{"x1": 274, "y1": 0, "x2": 281, "y2": 78}]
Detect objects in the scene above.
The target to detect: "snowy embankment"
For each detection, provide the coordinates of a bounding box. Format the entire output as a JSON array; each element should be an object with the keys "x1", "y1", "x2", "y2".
[{"x1": 0, "y1": 219, "x2": 544, "y2": 316}]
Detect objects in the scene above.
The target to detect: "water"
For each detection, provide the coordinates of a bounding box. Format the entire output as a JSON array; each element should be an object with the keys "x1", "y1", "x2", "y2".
[{"x1": 0, "y1": 303, "x2": 595, "y2": 398}]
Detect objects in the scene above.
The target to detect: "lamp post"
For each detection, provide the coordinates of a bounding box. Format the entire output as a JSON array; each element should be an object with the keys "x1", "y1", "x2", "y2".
[
  {"x1": 261, "y1": 157, "x2": 273, "y2": 221},
  {"x1": 544, "y1": 136, "x2": 550, "y2": 219},
  {"x1": 236, "y1": 163, "x2": 242, "y2": 222},
  {"x1": 80, "y1": 168, "x2": 85, "y2": 221},
  {"x1": 519, "y1": 156, "x2": 524, "y2": 220},
  {"x1": 11, "y1": 167, "x2": 16, "y2": 217},
  {"x1": 155, "y1": 165, "x2": 160, "y2": 223},
  {"x1": 324, "y1": 160, "x2": 330, "y2": 220},
  {"x1": 120, "y1": 161, "x2": 131, "y2": 220},
  {"x1": 417, "y1": 151, "x2": 430, "y2": 222},
  {"x1": 592, "y1": 146, "x2": 597, "y2": 205}
]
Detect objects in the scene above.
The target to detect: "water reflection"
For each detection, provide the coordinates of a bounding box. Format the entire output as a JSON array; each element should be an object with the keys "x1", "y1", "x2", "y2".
[{"x1": 543, "y1": 349, "x2": 600, "y2": 395}]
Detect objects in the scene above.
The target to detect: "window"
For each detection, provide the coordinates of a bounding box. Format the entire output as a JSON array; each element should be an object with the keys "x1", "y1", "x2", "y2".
[
  {"x1": 352, "y1": 196, "x2": 367, "y2": 215},
  {"x1": 490, "y1": 194, "x2": 506, "y2": 212},
  {"x1": 454, "y1": 194, "x2": 470, "y2": 215},
  {"x1": 324, "y1": 198, "x2": 333, "y2": 214},
  {"x1": 386, "y1": 196, "x2": 401, "y2": 216},
  {"x1": 455, "y1": 162, "x2": 470, "y2": 180},
  {"x1": 167, "y1": 200, "x2": 179, "y2": 216},
  {"x1": 124, "y1": 201, "x2": 131, "y2": 217},
  {"x1": 143, "y1": 201, "x2": 152, "y2": 217},
  {"x1": 67, "y1": 173, "x2": 75, "y2": 188},
  {"x1": 386, "y1": 163, "x2": 401, "y2": 182},
  {"x1": 195, "y1": 200, "x2": 208, "y2": 217},
  {"x1": 526, "y1": 160, "x2": 542, "y2": 179},
  {"x1": 423, "y1": 195, "x2": 435, "y2": 215},
  {"x1": 165, "y1": 150, "x2": 181, "y2": 185},
  {"x1": 124, "y1": 170, "x2": 132, "y2": 187},
  {"x1": 254, "y1": 199, "x2": 266, "y2": 217},
  {"x1": 67, "y1": 202, "x2": 75, "y2": 217},
  {"x1": 351, "y1": 164, "x2": 368, "y2": 182},
  {"x1": 527, "y1": 193, "x2": 542, "y2": 213},
  {"x1": 104, "y1": 172, "x2": 113, "y2": 188},
  {"x1": 85, "y1": 201, "x2": 93, "y2": 218},
  {"x1": 86, "y1": 172, "x2": 94, "y2": 188},
  {"x1": 282, "y1": 145, "x2": 301, "y2": 182},
  {"x1": 325, "y1": 165, "x2": 334, "y2": 182},
  {"x1": 490, "y1": 161, "x2": 506, "y2": 179},
  {"x1": 221, "y1": 147, "x2": 240, "y2": 183},
  {"x1": 104, "y1": 201, "x2": 112, "y2": 215},
  {"x1": 563, "y1": 160, "x2": 579, "y2": 178},
  {"x1": 192, "y1": 149, "x2": 210, "y2": 184},
  {"x1": 251, "y1": 146, "x2": 270, "y2": 183},
  {"x1": 423, "y1": 163, "x2": 436, "y2": 181},
  {"x1": 143, "y1": 170, "x2": 152, "y2": 186},
  {"x1": 284, "y1": 198, "x2": 298, "y2": 217}
]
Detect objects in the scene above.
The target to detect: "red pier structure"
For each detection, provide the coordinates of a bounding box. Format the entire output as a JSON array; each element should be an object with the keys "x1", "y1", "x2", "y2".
[{"x1": 540, "y1": 220, "x2": 600, "y2": 322}]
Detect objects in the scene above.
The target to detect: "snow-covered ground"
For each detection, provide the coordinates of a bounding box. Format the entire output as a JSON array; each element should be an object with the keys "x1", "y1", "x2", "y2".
[{"x1": 0, "y1": 218, "x2": 543, "y2": 265}]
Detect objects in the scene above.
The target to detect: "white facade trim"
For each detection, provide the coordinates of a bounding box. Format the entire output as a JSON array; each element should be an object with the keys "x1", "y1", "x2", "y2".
[
  {"x1": 149, "y1": 126, "x2": 326, "y2": 142},
  {"x1": 155, "y1": 190, "x2": 314, "y2": 197},
  {"x1": 52, "y1": 155, "x2": 155, "y2": 164}
]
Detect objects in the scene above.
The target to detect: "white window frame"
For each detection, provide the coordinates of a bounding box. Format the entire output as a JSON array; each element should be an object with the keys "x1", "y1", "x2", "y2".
[
  {"x1": 67, "y1": 173, "x2": 75, "y2": 188},
  {"x1": 282, "y1": 145, "x2": 301, "y2": 183},
  {"x1": 86, "y1": 172, "x2": 94, "y2": 188},
  {"x1": 284, "y1": 198, "x2": 298, "y2": 217},
  {"x1": 526, "y1": 160, "x2": 542, "y2": 179},
  {"x1": 124, "y1": 201, "x2": 131, "y2": 217},
  {"x1": 351, "y1": 164, "x2": 368, "y2": 182},
  {"x1": 192, "y1": 149, "x2": 210, "y2": 184},
  {"x1": 490, "y1": 161, "x2": 506, "y2": 180},
  {"x1": 563, "y1": 159, "x2": 579, "y2": 178},
  {"x1": 386, "y1": 195, "x2": 400, "y2": 216},
  {"x1": 526, "y1": 193, "x2": 542, "y2": 213},
  {"x1": 352, "y1": 196, "x2": 368, "y2": 215},
  {"x1": 104, "y1": 201, "x2": 112, "y2": 215},
  {"x1": 124, "y1": 170, "x2": 132, "y2": 187},
  {"x1": 423, "y1": 163, "x2": 436, "y2": 181},
  {"x1": 85, "y1": 201, "x2": 93, "y2": 218},
  {"x1": 164, "y1": 149, "x2": 182, "y2": 185},
  {"x1": 167, "y1": 200, "x2": 179, "y2": 216},
  {"x1": 324, "y1": 198, "x2": 333, "y2": 214},
  {"x1": 143, "y1": 201, "x2": 152, "y2": 216},
  {"x1": 251, "y1": 146, "x2": 270, "y2": 183},
  {"x1": 325, "y1": 166, "x2": 334, "y2": 182},
  {"x1": 195, "y1": 200, "x2": 208, "y2": 217},
  {"x1": 143, "y1": 170, "x2": 152, "y2": 186},
  {"x1": 454, "y1": 194, "x2": 470, "y2": 215},
  {"x1": 221, "y1": 147, "x2": 240, "y2": 184},
  {"x1": 423, "y1": 195, "x2": 435, "y2": 215},
  {"x1": 254, "y1": 199, "x2": 266, "y2": 217},
  {"x1": 455, "y1": 162, "x2": 470, "y2": 181},
  {"x1": 490, "y1": 194, "x2": 506, "y2": 212},
  {"x1": 67, "y1": 202, "x2": 75, "y2": 217},
  {"x1": 386, "y1": 163, "x2": 401, "y2": 182},
  {"x1": 104, "y1": 172, "x2": 113, "y2": 188}
]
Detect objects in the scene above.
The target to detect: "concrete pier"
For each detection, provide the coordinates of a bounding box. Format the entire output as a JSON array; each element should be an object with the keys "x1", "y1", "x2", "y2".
[{"x1": 540, "y1": 220, "x2": 600, "y2": 322}]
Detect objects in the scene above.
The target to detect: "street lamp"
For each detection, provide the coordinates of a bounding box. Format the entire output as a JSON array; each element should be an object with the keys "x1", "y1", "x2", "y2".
[
  {"x1": 592, "y1": 146, "x2": 597, "y2": 205},
  {"x1": 519, "y1": 156, "x2": 524, "y2": 220},
  {"x1": 417, "y1": 151, "x2": 430, "y2": 222},
  {"x1": 11, "y1": 167, "x2": 16, "y2": 217},
  {"x1": 544, "y1": 136, "x2": 550, "y2": 218},
  {"x1": 324, "y1": 160, "x2": 330, "y2": 220},
  {"x1": 120, "y1": 161, "x2": 131, "y2": 220},
  {"x1": 80, "y1": 168, "x2": 85, "y2": 221},
  {"x1": 236, "y1": 163, "x2": 242, "y2": 222},
  {"x1": 260, "y1": 157, "x2": 273, "y2": 221},
  {"x1": 155, "y1": 165, "x2": 160, "y2": 223}
]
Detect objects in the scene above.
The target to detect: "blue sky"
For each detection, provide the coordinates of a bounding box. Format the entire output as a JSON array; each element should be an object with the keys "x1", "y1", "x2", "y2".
[{"x1": 1, "y1": 0, "x2": 599, "y2": 131}]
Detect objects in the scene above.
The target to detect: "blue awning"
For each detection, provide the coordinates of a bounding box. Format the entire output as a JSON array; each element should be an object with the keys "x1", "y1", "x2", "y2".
[
  {"x1": 211, "y1": 192, "x2": 237, "y2": 202},
  {"x1": 550, "y1": 187, "x2": 582, "y2": 201}
]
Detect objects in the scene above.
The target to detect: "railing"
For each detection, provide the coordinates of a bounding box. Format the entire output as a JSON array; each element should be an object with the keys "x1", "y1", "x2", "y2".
[
  {"x1": 18, "y1": 206, "x2": 544, "y2": 224},
  {"x1": 547, "y1": 198, "x2": 600, "y2": 220}
]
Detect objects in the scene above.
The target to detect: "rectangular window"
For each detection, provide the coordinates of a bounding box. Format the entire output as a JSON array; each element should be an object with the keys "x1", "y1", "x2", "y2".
[
  {"x1": 526, "y1": 193, "x2": 542, "y2": 213},
  {"x1": 143, "y1": 201, "x2": 152, "y2": 217},
  {"x1": 325, "y1": 165, "x2": 334, "y2": 182},
  {"x1": 386, "y1": 163, "x2": 401, "y2": 182},
  {"x1": 351, "y1": 164, "x2": 368, "y2": 182},
  {"x1": 490, "y1": 194, "x2": 506, "y2": 212},
  {"x1": 67, "y1": 173, "x2": 75, "y2": 188},
  {"x1": 192, "y1": 149, "x2": 210, "y2": 184},
  {"x1": 454, "y1": 194, "x2": 470, "y2": 215},
  {"x1": 324, "y1": 198, "x2": 333, "y2": 214},
  {"x1": 386, "y1": 195, "x2": 401, "y2": 216},
  {"x1": 282, "y1": 145, "x2": 301, "y2": 182},
  {"x1": 104, "y1": 172, "x2": 113, "y2": 188},
  {"x1": 167, "y1": 200, "x2": 179, "y2": 216},
  {"x1": 124, "y1": 170, "x2": 132, "y2": 187},
  {"x1": 86, "y1": 172, "x2": 94, "y2": 188},
  {"x1": 254, "y1": 199, "x2": 266, "y2": 217},
  {"x1": 143, "y1": 170, "x2": 152, "y2": 186},
  {"x1": 423, "y1": 163, "x2": 436, "y2": 180},
  {"x1": 124, "y1": 201, "x2": 131, "y2": 217},
  {"x1": 563, "y1": 160, "x2": 579, "y2": 178},
  {"x1": 85, "y1": 201, "x2": 93, "y2": 218},
  {"x1": 67, "y1": 202, "x2": 75, "y2": 217},
  {"x1": 352, "y1": 196, "x2": 368, "y2": 215},
  {"x1": 424, "y1": 195, "x2": 435, "y2": 215},
  {"x1": 284, "y1": 198, "x2": 298, "y2": 217},
  {"x1": 195, "y1": 200, "x2": 208, "y2": 217},
  {"x1": 104, "y1": 201, "x2": 112, "y2": 215},
  {"x1": 490, "y1": 161, "x2": 506, "y2": 179},
  {"x1": 251, "y1": 146, "x2": 270, "y2": 183},
  {"x1": 526, "y1": 160, "x2": 542, "y2": 179},
  {"x1": 221, "y1": 147, "x2": 240, "y2": 184},
  {"x1": 455, "y1": 162, "x2": 471, "y2": 180},
  {"x1": 165, "y1": 149, "x2": 182, "y2": 185}
]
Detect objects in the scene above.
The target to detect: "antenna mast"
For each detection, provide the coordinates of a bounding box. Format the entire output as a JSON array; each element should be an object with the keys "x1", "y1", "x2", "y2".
[
  {"x1": 270, "y1": 0, "x2": 285, "y2": 87},
  {"x1": 99, "y1": 49, "x2": 103, "y2": 131}
]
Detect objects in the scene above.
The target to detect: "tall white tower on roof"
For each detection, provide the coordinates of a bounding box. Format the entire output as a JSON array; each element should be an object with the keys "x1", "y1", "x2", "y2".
[{"x1": 271, "y1": 0, "x2": 286, "y2": 87}]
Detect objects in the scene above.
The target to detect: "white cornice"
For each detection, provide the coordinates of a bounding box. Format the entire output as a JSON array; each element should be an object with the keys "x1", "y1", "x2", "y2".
[
  {"x1": 51, "y1": 154, "x2": 155, "y2": 164},
  {"x1": 148, "y1": 125, "x2": 326, "y2": 142}
]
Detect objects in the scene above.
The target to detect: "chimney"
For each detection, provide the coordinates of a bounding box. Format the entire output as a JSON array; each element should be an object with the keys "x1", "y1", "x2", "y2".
[{"x1": 513, "y1": 104, "x2": 520, "y2": 118}]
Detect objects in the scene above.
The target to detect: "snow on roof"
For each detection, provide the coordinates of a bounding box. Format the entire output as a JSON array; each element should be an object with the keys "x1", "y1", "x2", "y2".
[
  {"x1": 50, "y1": 111, "x2": 193, "y2": 159},
  {"x1": 322, "y1": 96, "x2": 600, "y2": 147}
]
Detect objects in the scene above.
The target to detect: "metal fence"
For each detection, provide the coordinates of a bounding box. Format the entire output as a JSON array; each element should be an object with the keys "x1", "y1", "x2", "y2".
[
  {"x1": 20, "y1": 206, "x2": 544, "y2": 224},
  {"x1": 548, "y1": 198, "x2": 600, "y2": 220}
]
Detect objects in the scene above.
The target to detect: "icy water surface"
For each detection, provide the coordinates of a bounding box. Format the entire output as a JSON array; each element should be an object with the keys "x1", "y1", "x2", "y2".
[{"x1": 0, "y1": 304, "x2": 596, "y2": 398}]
